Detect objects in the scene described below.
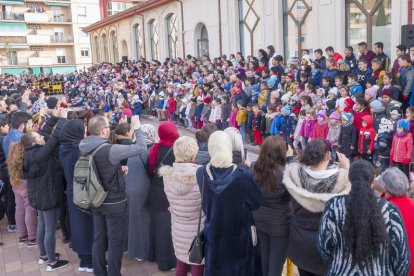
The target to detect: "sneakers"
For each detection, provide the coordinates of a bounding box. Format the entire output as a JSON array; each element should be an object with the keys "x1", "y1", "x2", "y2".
[
  {"x1": 38, "y1": 253, "x2": 60, "y2": 265},
  {"x1": 18, "y1": 236, "x2": 28, "y2": 244},
  {"x1": 46, "y1": 260, "x2": 69, "y2": 272},
  {"x1": 78, "y1": 267, "x2": 93, "y2": 273},
  {"x1": 7, "y1": 225, "x2": 17, "y2": 233},
  {"x1": 27, "y1": 240, "x2": 37, "y2": 248}
]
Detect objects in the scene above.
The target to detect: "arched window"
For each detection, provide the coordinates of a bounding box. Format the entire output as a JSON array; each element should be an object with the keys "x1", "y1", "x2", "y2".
[
  {"x1": 93, "y1": 36, "x2": 100, "y2": 64},
  {"x1": 346, "y1": 0, "x2": 392, "y2": 58},
  {"x1": 110, "y1": 30, "x2": 119, "y2": 63},
  {"x1": 133, "y1": 24, "x2": 144, "y2": 59},
  {"x1": 196, "y1": 24, "x2": 209, "y2": 57},
  {"x1": 283, "y1": 0, "x2": 313, "y2": 59},
  {"x1": 238, "y1": 0, "x2": 261, "y2": 56},
  {"x1": 101, "y1": 34, "x2": 109, "y2": 62},
  {"x1": 149, "y1": 19, "x2": 159, "y2": 60},
  {"x1": 166, "y1": 14, "x2": 178, "y2": 59}
]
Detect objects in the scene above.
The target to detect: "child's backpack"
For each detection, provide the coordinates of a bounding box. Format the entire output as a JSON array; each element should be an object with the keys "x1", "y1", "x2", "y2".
[{"x1": 73, "y1": 143, "x2": 109, "y2": 210}]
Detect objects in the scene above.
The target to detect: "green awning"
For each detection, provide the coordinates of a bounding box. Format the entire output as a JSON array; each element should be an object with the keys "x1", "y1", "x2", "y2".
[
  {"x1": 42, "y1": 67, "x2": 52, "y2": 74},
  {"x1": 45, "y1": 2, "x2": 70, "y2": 6},
  {"x1": 0, "y1": 0, "x2": 24, "y2": 5},
  {"x1": 32, "y1": 67, "x2": 41, "y2": 74},
  {"x1": 0, "y1": 22, "x2": 26, "y2": 31},
  {"x1": 1, "y1": 68, "x2": 28, "y2": 75},
  {"x1": 51, "y1": 66, "x2": 76, "y2": 74},
  {"x1": 8, "y1": 45, "x2": 29, "y2": 49}
]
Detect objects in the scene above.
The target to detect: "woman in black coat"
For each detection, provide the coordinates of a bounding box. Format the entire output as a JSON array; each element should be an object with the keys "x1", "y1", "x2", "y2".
[
  {"x1": 146, "y1": 122, "x2": 179, "y2": 271},
  {"x1": 251, "y1": 136, "x2": 292, "y2": 276},
  {"x1": 8, "y1": 110, "x2": 69, "y2": 271},
  {"x1": 59, "y1": 119, "x2": 94, "y2": 272}
]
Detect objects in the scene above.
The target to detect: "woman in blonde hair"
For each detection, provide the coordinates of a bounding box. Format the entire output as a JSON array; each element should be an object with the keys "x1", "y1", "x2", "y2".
[{"x1": 159, "y1": 136, "x2": 204, "y2": 276}]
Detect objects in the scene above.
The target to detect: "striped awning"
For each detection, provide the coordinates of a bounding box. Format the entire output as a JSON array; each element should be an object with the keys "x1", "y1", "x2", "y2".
[
  {"x1": 45, "y1": 2, "x2": 70, "y2": 6},
  {"x1": 1, "y1": 68, "x2": 28, "y2": 75},
  {"x1": 0, "y1": 0, "x2": 24, "y2": 5},
  {"x1": 51, "y1": 66, "x2": 76, "y2": 74}
]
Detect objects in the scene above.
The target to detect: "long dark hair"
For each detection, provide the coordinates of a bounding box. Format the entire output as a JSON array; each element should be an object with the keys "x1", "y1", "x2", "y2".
[
  {"x1": 344, "y1": 160, "x2": 388, "y2": 264},
  {"x1": 253, "y1": 136, "x2": 286, "y2": 193}
]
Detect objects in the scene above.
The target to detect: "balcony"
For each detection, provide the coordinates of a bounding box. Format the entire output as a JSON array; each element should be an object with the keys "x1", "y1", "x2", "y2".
[
  {"x1": 0, "y1": 36, "x2": 26, "y2": 43},
  {"x1": 50, "y1": 35, "x2": 73, "y2": 43},
  {"x1": 27, "y1": 34, "x2": 51, "y2": 44},
  {"x1": 50, "y1": 15, "x2": 71, "y2": 23},
  {"x1": 0, "y1": 12, "x2": 25, "y2": 21},
  {"x1": 24, "y1": 12, "x2": 49, "y2": 23},
  {"x1": 28, "y1": 57, "x2": 53, "y2": 66}
]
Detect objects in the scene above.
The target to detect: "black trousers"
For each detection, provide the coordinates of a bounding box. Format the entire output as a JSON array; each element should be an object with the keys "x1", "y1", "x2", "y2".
[
  {"x1": 1, "y1": 171, "x2": 15, "y2": 225},
  {"x1": 92, "y1": 200, "x2": 127, "y2": 276}
]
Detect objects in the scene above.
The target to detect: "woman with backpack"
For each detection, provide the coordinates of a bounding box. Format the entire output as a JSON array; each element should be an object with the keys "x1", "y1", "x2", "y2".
[
  {"x1": 7, "y1": 109, "x2": 69, "y2": 272},
  {"x1": 59, "y1": 119, "x2": 94, "y2": 273}
]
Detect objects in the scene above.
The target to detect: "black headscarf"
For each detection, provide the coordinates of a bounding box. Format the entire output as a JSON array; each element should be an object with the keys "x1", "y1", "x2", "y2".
[{"x1": 59, "y1": 119, "x2": 85, "y2": 148}]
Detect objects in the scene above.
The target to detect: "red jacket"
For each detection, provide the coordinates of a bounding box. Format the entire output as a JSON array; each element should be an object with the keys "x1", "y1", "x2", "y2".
[
  {"x1": 390, "y1": 133, "x2": 413, "y2": 164},
  {"x1": 168, "y1": 98, "x2": 177, "y2": 113},
  {"x1": 358, "y1": 115, "x2": 376, "y2": 154},
  {"x1": 310, "y1": 122, "x2": 328, "y2": 140},
  {"x1": 333, "y1": 52, "x2": 344, "y2": 67},
  {"x1": 352, "y1": 107, "x2": 370, "y2": 133},
  {"x1": 386, "y1": 196, "x2": 414, "y2": 276}
]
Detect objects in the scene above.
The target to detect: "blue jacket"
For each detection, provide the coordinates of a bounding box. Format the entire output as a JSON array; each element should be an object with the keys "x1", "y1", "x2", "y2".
[
  {"x1": 311, "y1": 70, "x2": 322, "y2": 87},
  {"x1": 270, "y1": 115, "x2": 284, "y2": 136},
  {"x1": 322, "y1": 68, "x2": 338, "y2": 87},
  {"x1": 195, "y1": 104, "x2": 204, "y2": 121},
  {"x1": 281, "y1": 115, "x2": 296, "y2": 137},
  {"x1": 157, "y1": 98, "x2": 164, "y2": 109},
  {"x1": 3, "y1": 128, "x2": 23, "y2": 158},
  {"x1": 348, "y1": 83, "x2": 364, "y2": 98}
]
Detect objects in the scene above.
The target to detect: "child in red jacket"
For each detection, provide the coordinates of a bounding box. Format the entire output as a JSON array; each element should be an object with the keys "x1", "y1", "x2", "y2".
[
  {"x1": 358, "y1": 115, "x2": 376, "y2": 163},
  {"x1": 352, "y1": 96, "x2": 370, "y2": 133},
  {"x1": 310, "y1": 110, "x2": 328, "y2": 140},
  {"x1": 390, "y1": 119, "x2": 413, "y2": 176},
  {"x1": 167, "y1": 94, "x2": 177, "y2": 122}
]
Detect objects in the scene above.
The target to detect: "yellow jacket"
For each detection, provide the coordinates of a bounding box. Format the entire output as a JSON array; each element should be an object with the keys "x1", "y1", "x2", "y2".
[
  {"x1": 258, "y1": 89, "x2": 268, "y2": 109},
  {"x1": 236, "y1": 109, "x2": 248, "y2": 126}
]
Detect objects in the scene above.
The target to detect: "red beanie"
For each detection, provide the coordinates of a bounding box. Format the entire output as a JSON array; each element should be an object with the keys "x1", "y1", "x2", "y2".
[
  {"x1": 381, "y1": 88, "x2": 392, "y2": 98},
  {"x1": 203, "y1": 97, "x2": 212, "y2": 104}
]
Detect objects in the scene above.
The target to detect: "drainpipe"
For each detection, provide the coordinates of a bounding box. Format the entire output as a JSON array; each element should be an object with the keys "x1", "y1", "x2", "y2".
[
  {"x1": 175, "y1": 0, "x2": 185, "y2": 57},
  {"x1": 218, "y1": 0, "x2": 222, "y2": 56},
  {"x1": 409, "y1": 0, "x2": 413, "y2": 24},
  {"x1": 136, "y1": 14, "x2": 146, "y2": 59}
]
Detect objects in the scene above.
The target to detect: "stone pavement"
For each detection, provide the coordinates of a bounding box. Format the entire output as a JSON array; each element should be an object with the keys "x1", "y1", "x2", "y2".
[{"x1": 0, "y1": 219, "x2": 174, "y2": 276}]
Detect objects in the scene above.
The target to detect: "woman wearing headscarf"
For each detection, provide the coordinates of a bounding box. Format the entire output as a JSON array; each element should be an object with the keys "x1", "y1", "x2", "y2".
[
  {"x1": 378, "y1": 167, "x2": 414, "y2": 276},
  {"x1": 147, "y1": 121, "x2": 179, "y2": 271},
  {"x1": 224, "y1": 127, "x2": 246, "y2": 166},
  {"x1": 283, "y1": 139, "x2": 351, "y2": 276},
  {"x1": 59, "y1": 119, "x2": 94, "y2": 272},
  {"x1": 196, "y1": 131, "x2": 262, "y2": 276},
  {"x1": 318, "y1": 162, "x2": 410, "y2": 275},
  {"x1": 124, "y1": 124, "x2": 156, "y2": 261}
]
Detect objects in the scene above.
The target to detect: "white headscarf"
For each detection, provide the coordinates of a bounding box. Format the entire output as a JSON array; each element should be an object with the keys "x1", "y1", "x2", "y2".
[
  {"x1": 208, "y1": 131, "x2": 233, "y2": 168},
  {"x1": 224, "y1": 127, "x2": 245, "y2": 162}
]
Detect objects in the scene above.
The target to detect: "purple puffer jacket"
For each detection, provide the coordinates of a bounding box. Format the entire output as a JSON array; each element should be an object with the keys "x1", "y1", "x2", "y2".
[{"x1": 300, "y1": 118, "x2": 317, "y2": 138}]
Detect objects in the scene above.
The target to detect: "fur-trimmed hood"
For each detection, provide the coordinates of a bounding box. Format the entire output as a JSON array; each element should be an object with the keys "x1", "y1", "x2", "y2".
[
  {"x1": 159, "y1": 163, "x2": 200, "y2": 195},
  {"x1": 283, "y1": 162, "x2": 351, "y2": 213}
]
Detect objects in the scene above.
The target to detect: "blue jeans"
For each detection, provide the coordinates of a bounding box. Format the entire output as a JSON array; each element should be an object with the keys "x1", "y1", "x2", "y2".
[
  {"x1": 37, "y1": 208, "x2": 60, "y2": 263},
  {"x1": 240, "y1": 123, "x2": 246, "y2": 142}
]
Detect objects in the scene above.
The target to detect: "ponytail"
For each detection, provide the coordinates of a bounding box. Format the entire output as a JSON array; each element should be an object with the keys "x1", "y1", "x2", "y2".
[{"x1": 7, "y1": 142, "x2": 25, "y2": 188}]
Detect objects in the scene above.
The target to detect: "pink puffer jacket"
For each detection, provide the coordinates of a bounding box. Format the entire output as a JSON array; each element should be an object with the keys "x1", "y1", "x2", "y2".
[
  {"x1": 159, "y1": 163, "x2": 205, "y2": 265},
  {"x1": 390, "y1": 133, "x2": 413, "y2": 163}
]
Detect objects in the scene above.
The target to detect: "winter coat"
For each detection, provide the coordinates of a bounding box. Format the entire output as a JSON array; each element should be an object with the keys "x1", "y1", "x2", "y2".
[
  {"x1": 352, "y1": 108, "x2": 370, "y2": 133},
  {"x1": 258, "y1": 90, "x2": 268, "y2": 109},
  {"x1": 251, "y1": 164, "x2": 292, "y2": 237},
  {"x1": 124, "y1": 148, "x2": 152, "y2": 260},
  {"x1": 270, "y1": 115, "x2": 284, "y2": 136},
  {"x1": 310, "y1": 69, "x2": 322, "y2": 87},
  {"x1": 348, "y1": 82, "x2": 364, "y2": 98},
  {"x1": 25, "y1": 117, "x2": 66, "y2": 211},
  {"x1": 322, "y1": 68, "x2": 338, "y2": 87},
  {"x1": 252, "y1": 111, "x2": 263, "y2": 131},
  {"x1": 355, "y1": 68, "x2": 372, "y2": 88},
  {"x1": 195, "y1": 143, "x2": 210, "y2": 166},
  {"x1": 281, "y1": 115, "x2": 296, "y2": 137},
  {"x1": 229, "y1": 109, "x2": 238, "y2": 128},
  {"x1": 294, "y1": 117, "x2": 304, "y2": 140},
  {"x1": 327, "y1": 123, "x2": 341, "y2": 146},
  {"x1": 338, "y1": 124, "x2": 357, "y2": 157},
  {"x1": 221, "y1": 103, "x2": 231, "y2": 123},
  {"x1": 300, "y1": 118, "x2": 317, "y2": 138},
  {"x1": 283, "y1": 162, "x2": 351, "y2": 275},
  {"x1": 237, "y1": 109, "x2": 248, "y2": 126},
  {"x1": 390, "y1": 133, "x2": 413, "y2": 164},
  {"x1": 375, "y1": 132, "x2": 394, "y2": 158},
  {"x1": 400, "y1": 66, "x2": 414, "y2": 98},
  {"x1": 310, "y1": 122, "x2": 328, "y2": 140},
  {"x1": 373, "y1": 111, "x2": 387, "y2": 132},
  {"x1": 358, "y1": 115, "x2": 376, "y2": 154},
  {"x1": 201, "y1": 106, "x2": 211, "y2": 122},
  {"x1": 168, "y1": 98, "x2": 177, "y2": 113},
  {"x1": 196, "y1": 164, "x2": 262, "y2": 276},
  {"x1": 386, "y1": 196, "x2": 414, "y2": 276},
  {"x1": 159, "y1": 163, "x2": 205, "y2": 265},
  {"x1": 318, "y1": 196, "x2": 410, "y2": 276},
  {"x1": 195, "y1": 104, "x2": 204, "y2": 121}
]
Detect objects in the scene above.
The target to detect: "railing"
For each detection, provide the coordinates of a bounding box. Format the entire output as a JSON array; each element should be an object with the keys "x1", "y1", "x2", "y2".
[
  {"x1": 0, "y1": 12, "x2": 25, "y2": 21},
  {"x1": 26, "y1": 81, "x2": 64, "y2": 95},
  {"x1": 0, "y1": 36, "x2": 27, "y2": 43},
  {"x1": 50, "y1": 35, "x2": 73, "y2": 43},
  {"x1": 50, "y1": 15, "x2": 71, "y2": 22}
]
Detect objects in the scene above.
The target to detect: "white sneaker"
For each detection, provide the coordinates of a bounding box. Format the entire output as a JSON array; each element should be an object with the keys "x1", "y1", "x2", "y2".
[{"x1": 78, "y1": 267, "x2": 93, "y2": 273}]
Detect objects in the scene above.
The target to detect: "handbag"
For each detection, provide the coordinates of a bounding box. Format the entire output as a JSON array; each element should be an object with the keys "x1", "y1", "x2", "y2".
[{"x1": 188, "y1": 175, "x2": 205, "y2": 264}]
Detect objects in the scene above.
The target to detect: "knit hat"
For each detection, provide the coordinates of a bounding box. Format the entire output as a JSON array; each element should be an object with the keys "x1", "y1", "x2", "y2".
[
  {"x1": 203, "y1": 97, "x2": 212, "y2": 104},
  {"x1": 317, "y1": 110, "x2": 326, "y2": 119},
  {"x1": 281, "y1": 93, "x2": 291, "y2": 103},
  {"x1": 345, "y1": 97, "x2": 355, "y2": 107},
  {"x1": 365, "y1": 86, "x2": 378, "y2": 98},
  {"x1": 289, "y1": 95, "x2": 299, "y2": 102},
  {"x1": 397, "y1": 119, "x2": 410, "y2": 131},
  {"x1": 369, "y1": 100, "x2": 384, "y2": 112},
  {"x1": 46, "y1": 97, "x2": 58, "y2": 109},
  {"x1": 208, "y1": 131, "x2": 233, "y2": 168},
  {"x1": 235, "y1": 81, "x2": 243, "y2": 90},
  {"x1": 267, "y1": 76, "x2": 277, "y2": 88},
  {"x1": 281, "y1": 106, "x2": 291, "y2": 116},
  {"x1": 328, "y1": 87, "x2": 338, "y2": 97},
  {"x1": 381, "y1": 88, "x2": 392, "y2": 98},
  {"x1": 159, "y1": 91, "x2": 165, "y2": 97},
  {"x1": 330, "y1": 111, "x2": 340, "y2": 121},
  {"x1": 286, "y1": 73, "x2": 295, "y2": 80},
  {"x1": 341, "y1": 112, "x2": 354, "y2": 126}
]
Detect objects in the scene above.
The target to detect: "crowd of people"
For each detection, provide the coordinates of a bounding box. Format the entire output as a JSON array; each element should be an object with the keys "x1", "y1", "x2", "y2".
[{"x1": 0, "y1": 40, "x2": 412, "y2": 276}]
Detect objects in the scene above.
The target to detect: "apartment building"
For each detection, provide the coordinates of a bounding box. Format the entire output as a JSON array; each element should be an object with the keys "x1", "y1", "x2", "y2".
[{"x1": 0, "y1": 0, "x2": 100, "y2": 75}]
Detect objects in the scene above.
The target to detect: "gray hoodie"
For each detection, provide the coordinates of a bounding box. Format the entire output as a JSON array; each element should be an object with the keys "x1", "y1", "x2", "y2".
[{"x1": 79, "y1": 129, "x2": 147, "y2": 166}]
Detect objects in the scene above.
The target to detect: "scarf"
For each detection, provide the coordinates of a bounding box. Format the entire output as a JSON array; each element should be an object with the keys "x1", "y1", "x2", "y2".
[
  {"x1": 299, "y1": 166, "x2": 339, "y2": 193},
  {"x1": 148, "y1": 122, "x2": 179, "y2": 173},
  {"x1": 395, "y1": 131, "x2": 407, "y2": 138}
]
